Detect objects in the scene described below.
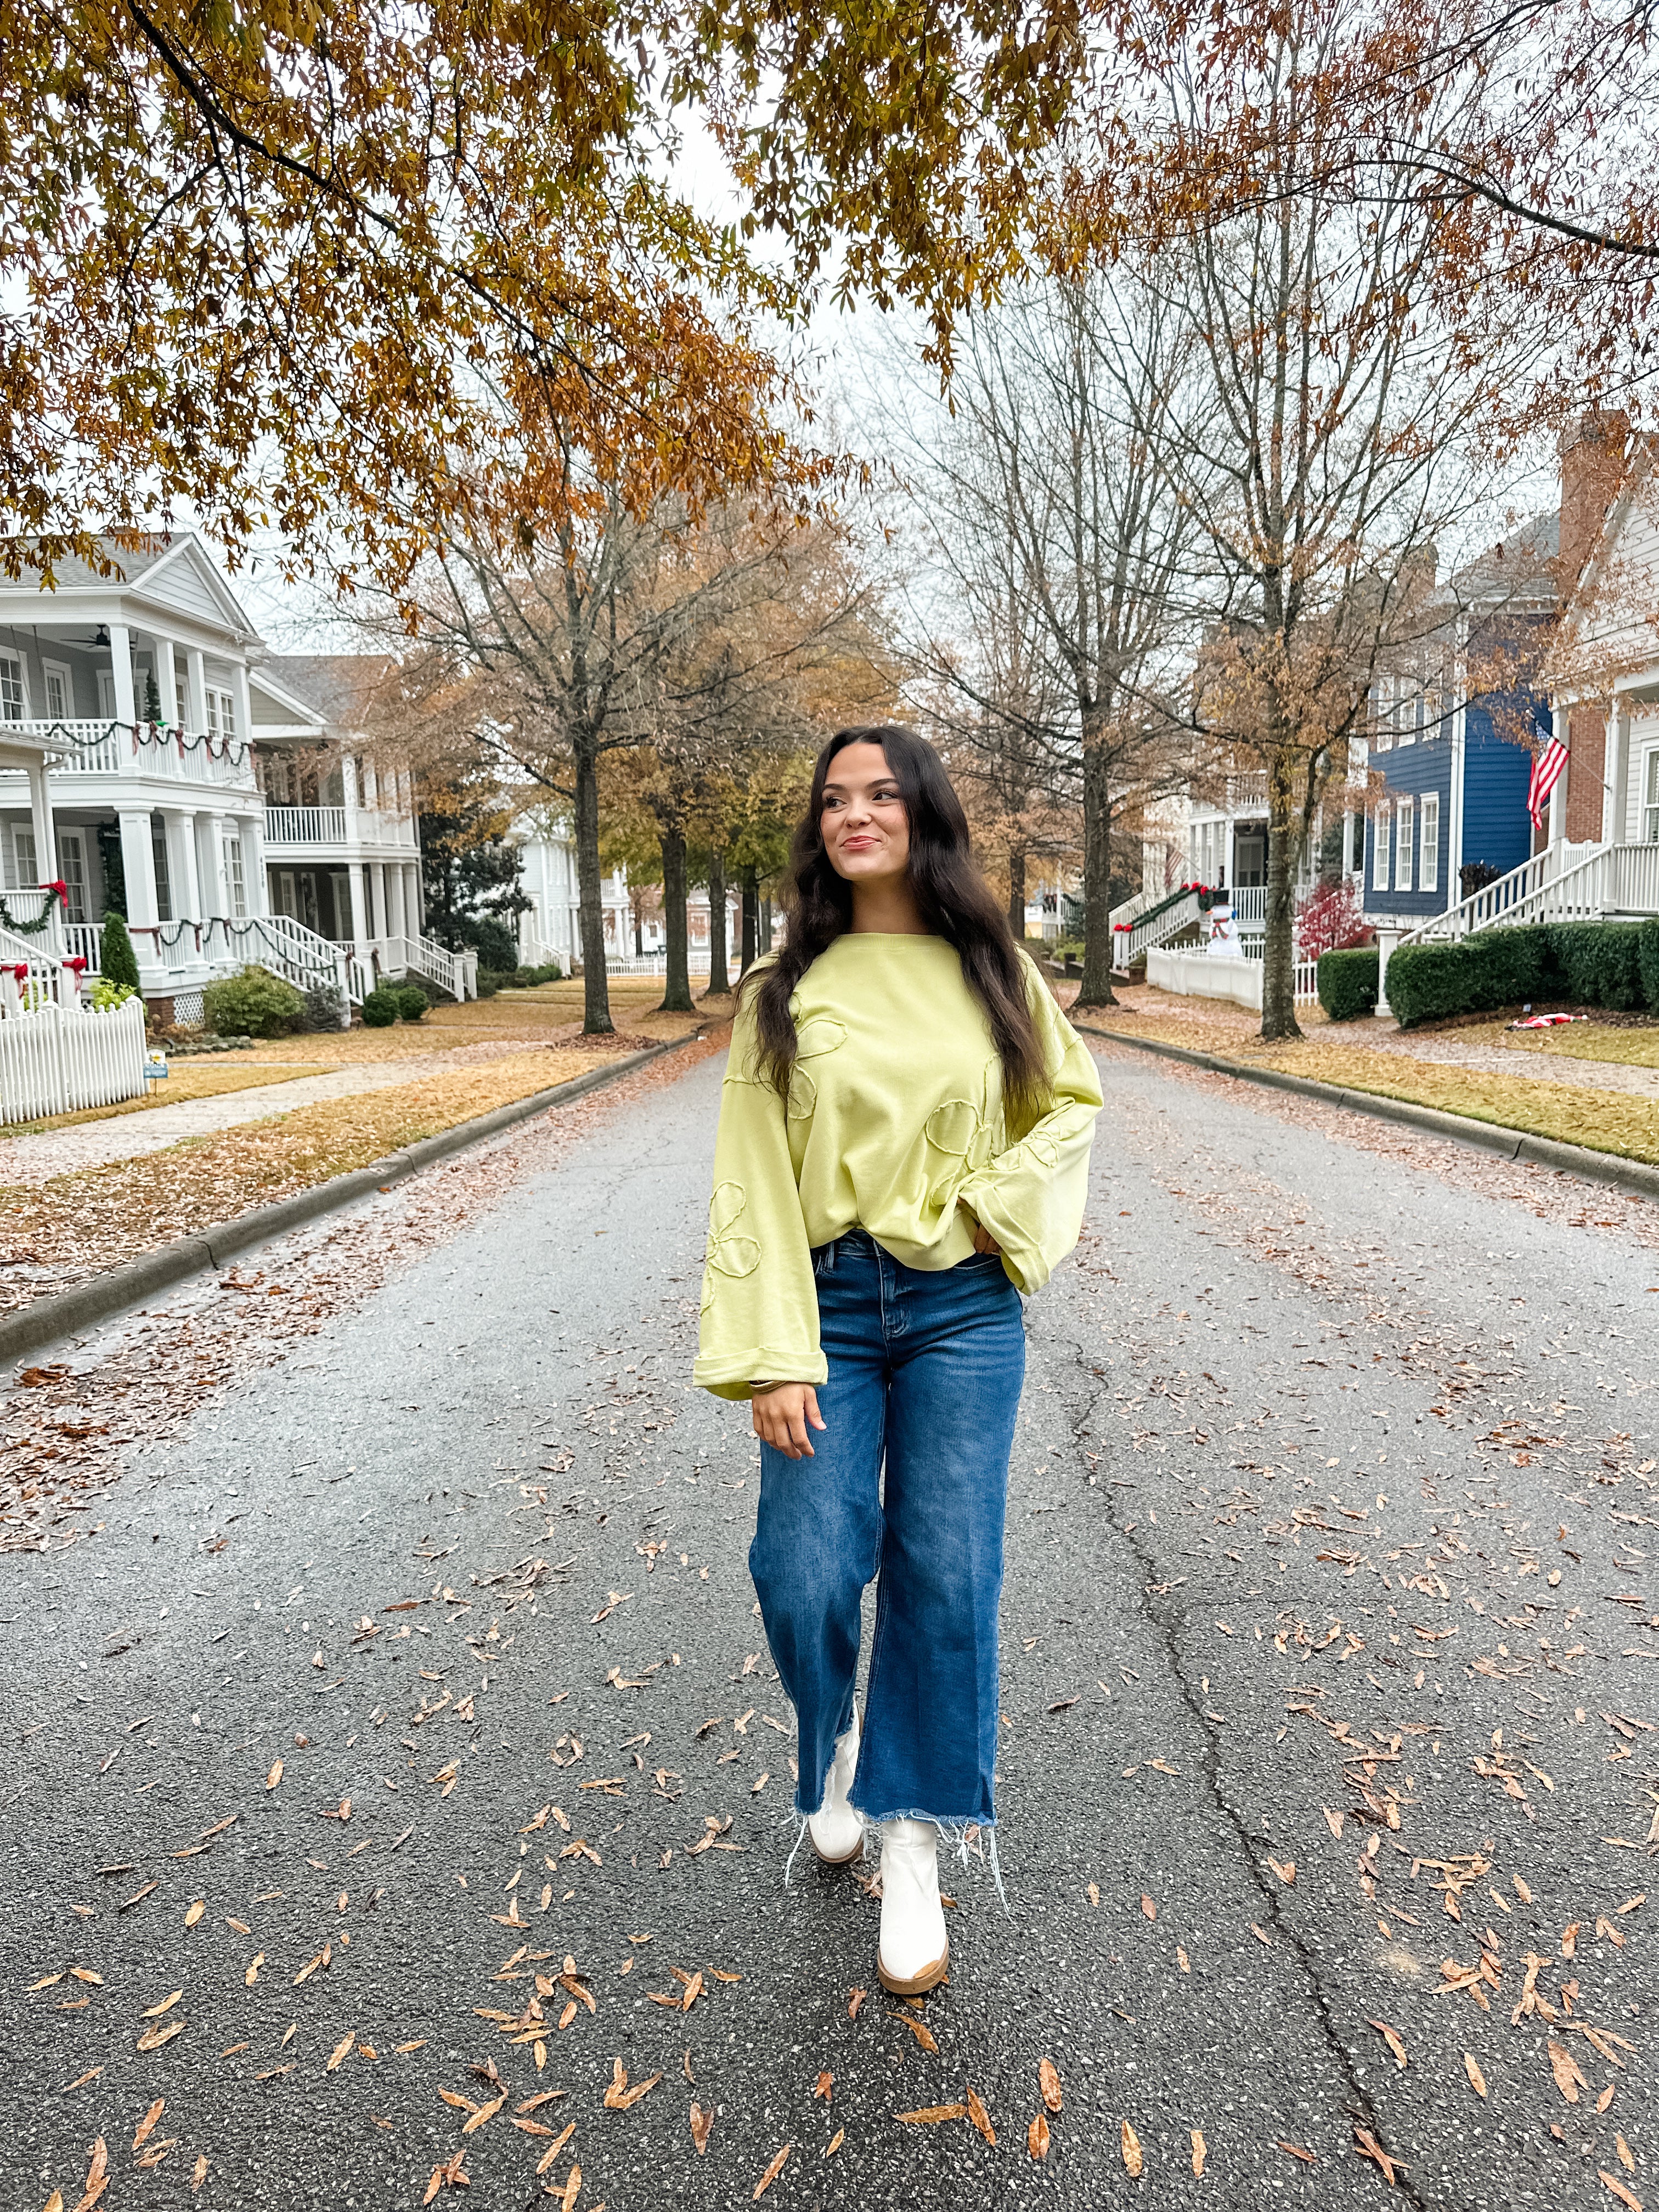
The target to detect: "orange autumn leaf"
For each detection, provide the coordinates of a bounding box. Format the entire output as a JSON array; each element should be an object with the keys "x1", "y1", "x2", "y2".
[
  {"x1": 1548, "y1": 2039, "x2": 1589, "y2": 2104},
  {"x1": 1141, "y1": 1894, "x2": 1157, "y2": 1921},
  {"x1": 966, "y1": 2085, "x2": 996, "y2": 2147},
  {"x1": 690, "y1": 2101, "x2": 715, "y2": 2155},
  {"x1": 1039, "y1": 2057, "x2": 1063, "y2": 2113},
  {"x1": 1028, "y1": 2112, "x2": 1051, "y2": 2160},
  {"x1": 814, "y1": 2072, "x2": 833, "y2": 2103},
  {"x1": 753, "y1": 2143, "x2": 791, "y2": 2199},
  {"x1": 133, "y1": 2100, "x2": 165, "y2": 2151},
  {"x1": 1368, "y1": 2019, "x2": 1408, "y2": 2069},
  {"x1": 1192, "y1": 2129, "x2": 1207, "y2": 2177},
  {"x1": 847, "y1": 1987, "x2": 867, "y2": 2019},
  {"x1": 1122, "y1": 2119, "x2": 1144, "y2": 2177},
  {"x1": 1599, "y1": 2175, "x2": 1641, "y2": 2212},
  {"x1": 890, "y1": 2011, "x2": 939, "y2": 2054},
  {"x1": 1464, "y1": 2053, "x2": 1488, "y2": 2100},
  {"x1": 896, "y1": 2104, "x2": 967, "y2": 2124}
]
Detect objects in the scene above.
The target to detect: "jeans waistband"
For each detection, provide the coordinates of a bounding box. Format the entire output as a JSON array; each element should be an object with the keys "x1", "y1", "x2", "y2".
[{"x1": 811, "y1": 1229, "x2": 877, "y2": 1273}]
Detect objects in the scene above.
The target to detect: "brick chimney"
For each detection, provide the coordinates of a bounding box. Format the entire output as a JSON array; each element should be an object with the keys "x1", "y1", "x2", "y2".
[{"x1": 1558, "y1": 408, "x2": 1629, "y2": 596}]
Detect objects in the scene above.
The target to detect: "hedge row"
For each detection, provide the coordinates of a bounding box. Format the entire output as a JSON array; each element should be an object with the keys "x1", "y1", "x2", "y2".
[
  {"x1": 1317, "y1": 947, "x2": 1380, "y2": 1022},
  {"x1": 1376, "y1": 919, "x2": 1659, "y2": 1029}
]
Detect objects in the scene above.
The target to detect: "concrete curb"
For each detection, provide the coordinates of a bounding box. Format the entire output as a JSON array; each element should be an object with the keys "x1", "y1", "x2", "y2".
[
  {"x1": 2, "y1": 1032, "x2": 704, "y2": 1367},
  {"x1": 1073, "y1": 1020, "x2": 1659, "y2": 1204}
]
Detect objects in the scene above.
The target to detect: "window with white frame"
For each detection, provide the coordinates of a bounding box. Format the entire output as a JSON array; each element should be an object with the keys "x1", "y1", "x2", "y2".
[
  {"x1": 0, "y1": 650, "x2": 26, "y2": 722},
  {"x1": 42, "y1": 660, "x2": 73, "y2": 721},
  {"x1": 1373, "y1": 808, "x2": 1391, "y2": 888},
  {"x1": 1395, "y1": 797, "x2": 1415, "y2": 890},
  {"x1": 223, "y1": 834, "x2": 247, "y2": 918},
  {"x1": 1419, "y1": 793, "x2": 1440, "y2": 892},
  {"x1": 1645, "y1": 751, "x2": 1659, "y2": 844},
  {"x1": 151, "y1": 818, "x2": 173, "y2": 923},
  {"x1": 204, "y1": 686, "x2": 238, "y2": 740},
  {"x1": 5, "y1": 825, "x2": 37, "y2": 890},
  {"x1": 58, "y1": 830, "x2": 89, "y2": 922}
]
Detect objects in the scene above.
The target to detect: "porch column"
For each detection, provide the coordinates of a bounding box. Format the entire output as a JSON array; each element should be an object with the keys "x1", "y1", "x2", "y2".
[
  {"x1": 368, "y1": 861, "x2": 387, "y2": 939},
  {"x1": 1605, "y1": 704, "x2": 1631, "y2": 844},
  {"x1": 108, "y1": 625, "x2": 136, "y2": 724},
  {"x1": 165, "y1": 806, "x2": 202, "y2": 921},
  {"x1": 238, "y1": 810, "x2": 268, "y2": 917},
  {"x1": 185, "y1": 647, "x2": 207, "y2": 732},
  {"x1": 25, "y1": 758, "x2": 57, "y2": 886},
  {"x1": 403, "y1": 863, "x2": 421, "y2": 941},
  {"x1": 117, "y1": 805, "x2": 160, "y2": 934},
  {"x1": 346, "y1": 861, "x2": 368, "y2": 946},
  {"x1": 155, "y1": 639, "x2": 178, "y2": 728},
  {"x1": 201, "y1": 811, "x2": 231, "y2": 917}
]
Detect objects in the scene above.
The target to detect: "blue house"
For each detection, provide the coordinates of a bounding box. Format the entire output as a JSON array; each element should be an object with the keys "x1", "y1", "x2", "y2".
[{"x1": 1363, "y1": 518, "x2": 1553, "y2": 928}]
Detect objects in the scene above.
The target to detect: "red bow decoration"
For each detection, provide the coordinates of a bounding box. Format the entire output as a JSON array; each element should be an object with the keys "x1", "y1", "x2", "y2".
[
  {"x1": 43, "y1": 878, "x2": 69, "y2": 901},
  {"x1": 7, "y1": 963, "x2": 30, "y2": 982},
  {"x1": 64, "y1": 956, "x2": 89, "y2": 972}
]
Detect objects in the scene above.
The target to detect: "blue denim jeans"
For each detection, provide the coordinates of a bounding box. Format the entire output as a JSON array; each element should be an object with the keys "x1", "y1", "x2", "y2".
[{"x1": 749, "y1": 1229, "x2": 1026, "y2": 1831}]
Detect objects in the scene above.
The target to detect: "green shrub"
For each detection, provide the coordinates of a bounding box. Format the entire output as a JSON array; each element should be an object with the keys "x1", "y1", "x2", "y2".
[
  {"x1": 1317, "y1": 946, "x2": 1379, "y2": 1022},
  {"x1": 202, "y1": 963, "x2": 304, "y2": 1039},
  {"x1": 510, "y1": 961, "x2": 563, "y2": 986},
  {"x1": 88, "y1": 975, "x2": 136, "y2": 1013},
  {"x1": 1460, "y1": 924, "x2": 1562, "y2": 1009},
  {"x1": 360, "y1": 986, "x2": 398, "y2": 1027},
  {"x1": 473, "y1": 968, "x2": 506, "y2": 998},
  {"x1": 393, "y1": 982, "x2": 429, "y2": 1022},
  {"x1": 1639, "y1": 920, "x2": 1659, "y2": 1014},
  {"x1": 98, "y1": 910, "x2": 141, "y2": 995},
  {"x1": 1550, "y1": 921, "x2": 1646, "y2": 1010},
  {"x1": 1385, "y1": 941, "x2": 1474, "y2": 1028},
  {"x1": 458, "y1": 915, "x2": 521, "y2": 973}
]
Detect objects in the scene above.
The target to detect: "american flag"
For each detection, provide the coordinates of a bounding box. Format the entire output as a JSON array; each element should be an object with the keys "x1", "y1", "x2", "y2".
[{"x1": 1527, "y1": 736, "x2": 1568, "y2": 829}]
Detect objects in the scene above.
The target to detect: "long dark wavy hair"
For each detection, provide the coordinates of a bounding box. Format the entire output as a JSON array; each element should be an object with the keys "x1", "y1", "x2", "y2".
[{"x1": 745, "y1": 725, "x2": 1050, "y2": 1125}]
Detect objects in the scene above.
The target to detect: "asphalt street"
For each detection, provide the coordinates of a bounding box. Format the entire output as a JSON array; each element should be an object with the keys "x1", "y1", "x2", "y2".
[{"x1": 3, "y1": 1034, "x2": 1656, "y2": 2211}]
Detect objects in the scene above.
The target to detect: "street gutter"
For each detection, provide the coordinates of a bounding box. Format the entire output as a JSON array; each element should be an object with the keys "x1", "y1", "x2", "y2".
[
  {"x1": 1, "y1": 1030, "x2": 707, "y2": 1367},
  {"x1": 1074, "y1": 1019, "x2": 1659, "y2": 1205}
]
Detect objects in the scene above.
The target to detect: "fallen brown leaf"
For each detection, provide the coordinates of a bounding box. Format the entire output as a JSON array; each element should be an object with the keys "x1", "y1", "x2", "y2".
[
  {"x1": 1353, "y1": 2123, "x2": 1403, "y2": 2185},
  {"x1": 133, "y1": 2100, "x2": 165, "y2": 2151},
  {"x1": 1323, "y1": 1808, "x2": 1343, "y2": 1839},
  {"x1": 1598, "y1": 2174, "x2": 1641, "y2": 2212},
  {"x1": 1141, "y1": 1894, "x2": 1157, "y2": 1921},
  {"x1": 326, "y1": 2033, "x2": 357, "y2": 2074},
  {"x1": 191, "y1": 2155, "x2": 207, "y2": 2191},
  {"x1": 1122, "y1": 2119, "x2": 1144, "y2": 2176},
  {"x1": 1464, "y1": 2053, "x2": 1487, "y2": 2099},
  {"x1": 70, "y1": 2136, "x2": 108, "y2": 2212},
  {"x1": 814, "y1": 2072, "x2": 833, "y2": 2103},
  {"x1": 690, "y1": 2101, "x2": 715, "y2": 2155},
  {"x1": 136, "y1": 2019, "x2": 185, "y2": 2053},
  {"x1": 898, "y1": 2103, "x2": 968, "y2": 2124},
  {"x1": 966, "y1": 2085, "x2": 996, "y2": 2147},
  {"x1": 1548, "y1": 2038, "x2": 1589, "y2": 2104},
  {"x1": 461, "y1": 2093, "x2": 505, "y2": 2135},
  {"x1": 1267, "y1": 1858, "x2": 1296, "y2": 1885},
  {"x1": 1277, "y1": 2141, "x2": 1316, "y2": 2165},
  {"x1": 847, "y1": 1987, "x2": 867, "y2": 2019},
  {"x1": 1039, "y1": 2057, "x2": 1063, "y2": 2113},
  {"x1": 266, "y1": 1760, "x2": 283, "y2": 1790},
  {"x1": 1192, "y1": 2129, "x2": 1207, "y2": 2177},
  {"x1": 1028, "y1": 2113, "x2": 1051, "y2": 2159},
  {"x1": 890, "y1": 2011, "x2": 939, "y2": 2054},
  {"x1": 753, "y1": 2142, "x2": 791, "y2": 2199},
  {"x1": 1368, "y1": 2019, "x2": 1408, "y2": 2069},
  {"x1": 823, "y1": 2126, "x2": 844, "y2": 2158}
]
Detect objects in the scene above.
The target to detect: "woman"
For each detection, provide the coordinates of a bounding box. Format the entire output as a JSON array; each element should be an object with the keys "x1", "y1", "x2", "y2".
[{"x1": 694, "y1": 725, "x2": 1102, "y2": 1994}]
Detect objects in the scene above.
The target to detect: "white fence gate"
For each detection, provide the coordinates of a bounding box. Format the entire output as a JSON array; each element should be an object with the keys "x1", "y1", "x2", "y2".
[{"x1": 0, "y1": 997, "x2": 149, "y2": 1126}]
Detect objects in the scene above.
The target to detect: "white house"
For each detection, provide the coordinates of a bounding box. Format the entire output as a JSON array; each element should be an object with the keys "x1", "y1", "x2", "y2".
[
  {"x1": 512, "y1": 816, "x2": 632, "y2": 970},
  {"x1": 0, "y1": 535, "x2": 470, "y2": 1017}
]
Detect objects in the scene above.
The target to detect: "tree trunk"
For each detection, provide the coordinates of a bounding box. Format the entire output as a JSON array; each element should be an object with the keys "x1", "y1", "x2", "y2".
[
  {"x1": 1074, "y1": 720, "x2": 1119, "y2": 1010},
  {"x1": 760, "y1": 896, "x2": 773, "y2": 953},
  {"x1": 1007, "y1": 846, "x2": 1026, "y2": 937},
  {"x1": 740, "y1": 865, "x2": 758, "y2": 975},
  {"x1": 1260, "y1": 749, "x2": 1302, "y2": 1042},
  {"x1": 633, "y1": 903, "x2": 643, "y2": 957},
  {"x1": 702, "y1": 848, "x2": 729, "y2": 997},
  {"x1": 658, "y1": 825, "x2": 693, "y2": 1013},
  {"x1": 573, "y1": 737, "x2": 614, "y2": 1035}
]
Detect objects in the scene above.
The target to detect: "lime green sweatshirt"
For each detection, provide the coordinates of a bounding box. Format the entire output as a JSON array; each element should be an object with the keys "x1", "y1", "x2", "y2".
[{"x1": 693, "y1": 934, "x2": 1103, "y2": 1400}]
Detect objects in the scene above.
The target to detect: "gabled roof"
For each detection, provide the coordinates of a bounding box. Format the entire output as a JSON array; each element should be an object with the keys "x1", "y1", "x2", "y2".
[
  {"x1": 0, "y1": 528, "x2": 261, "y2": 644},
  {"x1": 262, "y1": 653, "x2": 395, "y2": 732}
]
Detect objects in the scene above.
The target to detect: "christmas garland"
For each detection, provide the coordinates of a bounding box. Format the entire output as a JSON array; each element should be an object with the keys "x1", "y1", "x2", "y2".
[{"x1": 0, "y1": 879, "x2": 68, "y2": 935}]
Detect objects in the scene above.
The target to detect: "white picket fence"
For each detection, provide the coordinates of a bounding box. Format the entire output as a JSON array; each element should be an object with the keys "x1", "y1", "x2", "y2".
[
  {"x1": 1146, "y1": 947, "x2": 1322, "y2": 1010},
  {"x1": 0, "y1": 997, "x2": 149, "y2": 1126}
]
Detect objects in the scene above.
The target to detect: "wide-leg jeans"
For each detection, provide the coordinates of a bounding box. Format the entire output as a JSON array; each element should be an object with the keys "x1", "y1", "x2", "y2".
[{"x1": 749, "y1": 1229, "x2": 1026, "y2": 1830}]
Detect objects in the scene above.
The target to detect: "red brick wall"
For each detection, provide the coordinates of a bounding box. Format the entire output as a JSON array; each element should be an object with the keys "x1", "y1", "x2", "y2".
[{"x1": 1563, "y1": 707, "x2": 1606, "y2": 843}]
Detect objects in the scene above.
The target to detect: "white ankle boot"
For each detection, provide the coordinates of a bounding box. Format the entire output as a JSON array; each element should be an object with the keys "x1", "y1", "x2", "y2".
[
  {"x1": 807, "y1": 1702, "x2": 863, "y2": 1866},
  {"x1": 877, "y1": 1818, "x2": 949, "y2": 1994}
]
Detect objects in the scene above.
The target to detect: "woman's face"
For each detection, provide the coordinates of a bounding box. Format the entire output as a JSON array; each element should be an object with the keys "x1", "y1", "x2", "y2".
[{"x1": 820, "y1": 742, "x2": 911, "y2": 887}]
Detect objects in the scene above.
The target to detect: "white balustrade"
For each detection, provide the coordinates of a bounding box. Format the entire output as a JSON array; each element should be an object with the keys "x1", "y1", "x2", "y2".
[
  {"x1": 1392, "y1": 841, "x2": 1659, "y2": 955},
  {"x1": 0, "y1": 922, "x2": 80, "y2": 1010},
  {"x1": 5, "y1": 718, "x2": 257, "y2": 791},
  {"x1": 264, "y1": 805, "x2": 348, "y2": 845}
]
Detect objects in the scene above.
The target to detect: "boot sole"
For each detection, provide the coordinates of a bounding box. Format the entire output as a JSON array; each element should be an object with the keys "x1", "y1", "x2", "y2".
[
  {"x1": 810, "y1": 1830, "x2": 865, "y2": 1867},
  {"x1": 877, "y1": 1939, "x2": 950, "y2": 1996}
]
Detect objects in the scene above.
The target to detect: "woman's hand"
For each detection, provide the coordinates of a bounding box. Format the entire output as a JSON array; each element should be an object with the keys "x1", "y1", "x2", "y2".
[
  {"x1": 752, "y1": 1383, "x2": 826, "y2": 1460},
  {"x1": 957, "y1": 1199, "x2": 1002, "y2": 1256}
]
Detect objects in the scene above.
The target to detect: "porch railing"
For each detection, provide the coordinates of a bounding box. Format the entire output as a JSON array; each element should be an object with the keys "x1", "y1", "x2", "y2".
[
  {"x1": 0, "y1": 922, "x2": 81, "y2": 1012},
  {"x1": 4, "y1": 718, "x2": 258, "y2": 791},
  {"x1": 1391, "y1": 840, "x2": 1659, "y2": 954},
  {"x1": 264, "y1": 805, "x2": 348, "y2": 844}
]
